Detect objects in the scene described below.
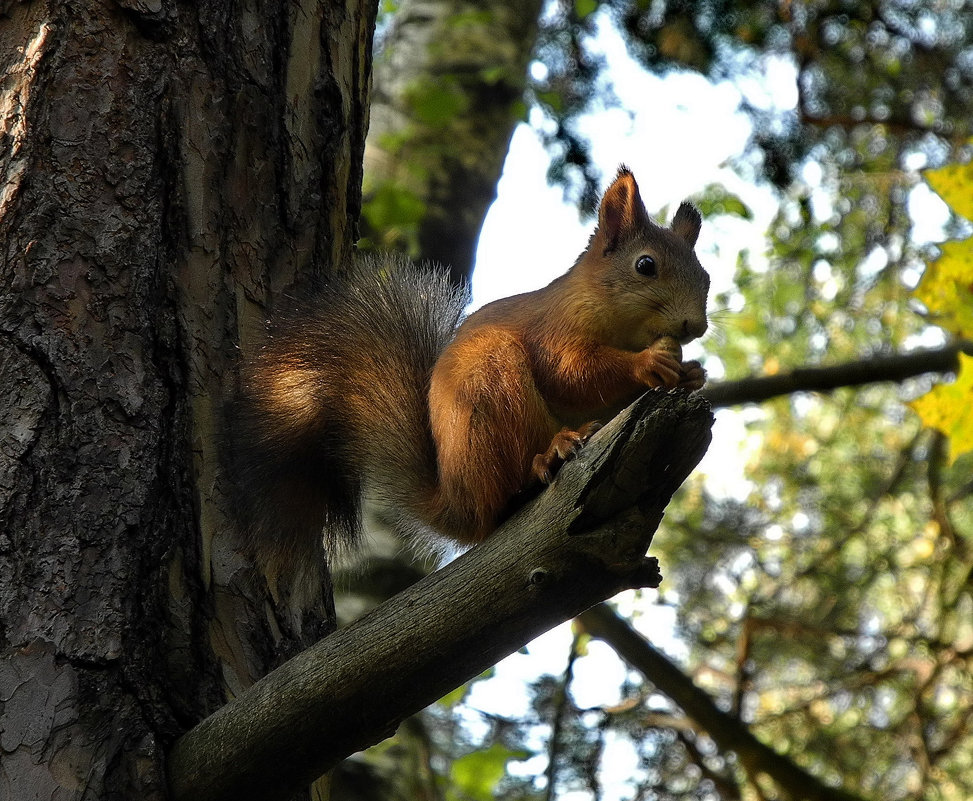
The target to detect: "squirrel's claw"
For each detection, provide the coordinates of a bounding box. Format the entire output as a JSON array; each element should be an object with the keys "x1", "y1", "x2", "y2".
[{"x1": 532, "y1": 421, "x2": 602, "y2": 485}]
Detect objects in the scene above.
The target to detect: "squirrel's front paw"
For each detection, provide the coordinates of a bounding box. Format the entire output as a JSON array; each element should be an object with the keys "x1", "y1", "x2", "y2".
[
  {"x1": 678, "y1": 360, "x2": 706, "y2": 392},
  {"x1": 639, "y1": 336, "x2": 705, "y2": 391},
  {"x1": 532, "y1": 422, "x2": 602, "y2": 484},
  {"x1": 636, "y1": 339, "x2": 683, "y2": 388}
]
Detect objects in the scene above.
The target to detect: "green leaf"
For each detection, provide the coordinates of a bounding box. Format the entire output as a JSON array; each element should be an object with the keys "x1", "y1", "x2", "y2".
[
  {"x1": 574, "y1": 0, "x2": 598, "y2": 19},
  {"x1": 362, "y1": 182, "x2": 426, "y2": 230},
  {"x1": 691, "y1": 185, "x2": 753, "y2": 219},
  {"x1": 407, "y1": 79, "x2": 468, "y2": 127},
  {"x1": 437, "y1": 684, "x2": 470, "y2": 710},
  {"x1": 447, "y1": 744, "x2": 527, "y2": 801}
]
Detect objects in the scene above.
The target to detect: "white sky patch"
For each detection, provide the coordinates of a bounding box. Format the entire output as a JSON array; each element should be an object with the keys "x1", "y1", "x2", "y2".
[
  {"x1": 466, "y1": 621, "x2": 575, "y2": 718},
  {"x1": 909, "y1": 181, "x2": 952, "y2": 242},
  {"x1": 570, "y1": 639, "x2": 629, "y2": 709},
  {"x1": 697, "y1": 408, "x2": 760, "y2": 503},
  {"x1": 472, "y1": 128, "x2": 589, "y2": 309}
]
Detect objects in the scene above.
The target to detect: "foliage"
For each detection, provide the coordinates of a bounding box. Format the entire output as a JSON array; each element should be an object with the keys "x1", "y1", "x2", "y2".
[
  {"x1": 347, "y1": 3, "x2": 973, "y2": 800},
  {"x1": 652, "y1": 144, "x2": 973, "y2": 799},
  {"x1": 910, "y1": 353, "x2": 973, "y2": 463},
  {"x1": 536, "y1": 4, "x2": 972, "y2": 797},
  {"x1": 530, "y1": 0, "x2": 972, "y2": 205},
  {"x1": 641, "y1": 137, "x2": 973, "y2": 798},
  {"x1": 910, "y1": 152, "x2": 973, "y2": 462}
]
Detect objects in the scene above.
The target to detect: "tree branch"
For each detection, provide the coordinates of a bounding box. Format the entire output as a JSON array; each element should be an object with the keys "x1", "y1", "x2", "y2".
[
  {"x1": 702, "y1": 341, "x2": 970, "y2": 408},
  {"x1": 578, "y1": 604, "x2": 869, "y2": 801},
  {"x1": 167, "y1": 390, "x2": 714, "y2": 801}
]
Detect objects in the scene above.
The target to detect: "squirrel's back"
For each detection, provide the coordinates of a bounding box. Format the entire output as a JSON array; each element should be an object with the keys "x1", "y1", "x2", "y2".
[{"x1": 224, "y1": 253, "x2": 466, "y2": 591}]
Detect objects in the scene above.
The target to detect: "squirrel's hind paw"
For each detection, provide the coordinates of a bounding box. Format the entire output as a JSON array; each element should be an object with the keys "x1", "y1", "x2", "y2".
[{"x1": 532, "y1": 421, "x2": 602, "y2": 485}]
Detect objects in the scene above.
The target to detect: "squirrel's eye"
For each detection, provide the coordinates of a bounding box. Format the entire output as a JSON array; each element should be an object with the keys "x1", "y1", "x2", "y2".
[{"x1": 635, "y1": 255, "x2": 657, "y2": 277}]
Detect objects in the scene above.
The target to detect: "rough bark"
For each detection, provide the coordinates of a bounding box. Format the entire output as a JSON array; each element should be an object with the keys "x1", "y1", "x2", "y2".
[
  {"x1": 167, "y1": 389, "x2": 714, "y2": 801},
  {"x1": 0, "y1": 2, "x2": 374, "y2": 798},
  {"x1": 363, "y1": 0, "x2": 544, "y2": 282}
]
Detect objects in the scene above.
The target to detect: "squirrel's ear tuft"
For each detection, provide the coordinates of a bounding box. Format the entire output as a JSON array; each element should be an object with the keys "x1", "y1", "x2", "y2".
[
  {"x1": 671, "y1": 202, "x2": 701, "y2": 248},
  {"x1": 598, "y1": 166, "x2": 650, "y2": 253}
]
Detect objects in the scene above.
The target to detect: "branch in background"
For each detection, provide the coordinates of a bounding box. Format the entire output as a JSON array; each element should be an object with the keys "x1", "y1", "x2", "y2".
[
  {"x1": 167, "y1": 391, "x2": 713, "y2": 801},
  {"x1": 543, "y1": 630, "x2": 582, "y2": 801},
  {"x1": 578, "y1": 604, "x2": 869, "y2": 801},
  {"x1": 676, "y1": 728, "x2": 742, "y2": 801},
  {"x1": 702, "y1": 341, "x2": 970, "y2": 408}
]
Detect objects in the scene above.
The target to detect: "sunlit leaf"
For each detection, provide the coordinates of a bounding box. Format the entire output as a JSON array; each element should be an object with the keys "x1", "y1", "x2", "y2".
[
  {"x1": 924, "y1": 158, "x2": 973, "y2": 221},
  {"x1": 909, "y1": 353, "x2": 973, "y2": 463},
  {"x1": 574, "y1": 0, "x2": 598, "y2": 19},
  {"x1": 916, "y1": 239, "x2": 973, "y2": 338},
  {"x1": 693, "y1": 185, "x2": 753, "y2": 219}
]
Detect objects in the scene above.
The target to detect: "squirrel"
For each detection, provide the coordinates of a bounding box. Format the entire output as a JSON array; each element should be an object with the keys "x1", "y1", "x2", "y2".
[{"x1": 225, "y1": 166, "x2": 709, "y2": 593}]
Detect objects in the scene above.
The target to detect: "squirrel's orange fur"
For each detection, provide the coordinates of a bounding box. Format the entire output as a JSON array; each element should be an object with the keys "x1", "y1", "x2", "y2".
[{"x1": 225, "y1": 167, "x2": 709, "y2": 589}]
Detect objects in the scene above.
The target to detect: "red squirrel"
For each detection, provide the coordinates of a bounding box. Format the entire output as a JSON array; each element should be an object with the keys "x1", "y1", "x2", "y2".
[{"x1": 226, "y1": 167, "x2": 709, "y2": 588}]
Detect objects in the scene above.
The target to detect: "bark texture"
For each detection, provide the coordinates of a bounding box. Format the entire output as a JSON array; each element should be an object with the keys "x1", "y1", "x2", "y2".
[{"x1": 0, "y1": 2, "x2": 374, "y2": 798}]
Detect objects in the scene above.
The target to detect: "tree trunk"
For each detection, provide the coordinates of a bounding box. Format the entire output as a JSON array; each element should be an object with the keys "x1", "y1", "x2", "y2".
[
  {"x1": 0, "y1": 2, "x2": 374, "y2": 797},
  {"x1": 363, "y1": 0, "x2": 543, "y2": 282}
]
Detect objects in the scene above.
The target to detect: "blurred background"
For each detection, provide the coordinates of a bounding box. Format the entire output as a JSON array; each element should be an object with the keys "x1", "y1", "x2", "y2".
[{"x1": 336, "y1": 2, "x2": 973, "y2": 799}]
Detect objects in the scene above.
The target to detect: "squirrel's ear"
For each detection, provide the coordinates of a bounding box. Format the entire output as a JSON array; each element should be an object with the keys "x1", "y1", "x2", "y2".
[
  {"x1": 598, "y1": 166, "x2": 650, "y2": 253},
  {"x1": 671, "y1": 202, "x2": 701, "y2": 248}
]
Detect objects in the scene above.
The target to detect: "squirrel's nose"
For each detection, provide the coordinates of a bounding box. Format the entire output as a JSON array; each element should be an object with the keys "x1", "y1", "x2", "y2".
[{"x1": 680, "y1": 316, "x2": 707, "y2": 343}]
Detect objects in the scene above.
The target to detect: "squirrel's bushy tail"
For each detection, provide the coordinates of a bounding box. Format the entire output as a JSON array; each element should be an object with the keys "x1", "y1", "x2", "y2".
[{"x1": 224, "y1": 253, "x2": 466, "y2": 591}]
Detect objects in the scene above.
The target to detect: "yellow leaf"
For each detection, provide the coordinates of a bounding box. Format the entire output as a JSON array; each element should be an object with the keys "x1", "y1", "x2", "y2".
[
  {"x1": 909, "y1": 353, "x2": 973, "y2": 463},
  {"x1": 915, "y1": 239, "x2": 973, "y2": 338},
  {"x1": 924, "y1": 159, "x2": 973, "y2": 221}
]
